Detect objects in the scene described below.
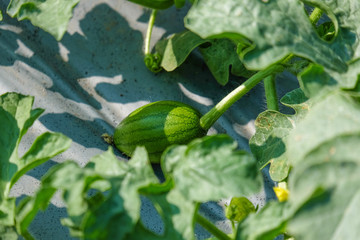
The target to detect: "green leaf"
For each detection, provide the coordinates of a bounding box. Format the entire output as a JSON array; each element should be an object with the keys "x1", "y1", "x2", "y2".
[
  {"x1": 280, "y1": 88, "x2": 311, "y2": 118},
  {"x1": 0, "y1": 10, "x2": 3, "y2": 21},
  {"x1": 131, "y1": 190, "x2": 197, "y2": 240},
  {"x1": 125, "y1": 222, "x2": 162, "y2": 240},
  {"x1": 298, "y1": 64, "x2": 338, "y2": 98},
  {"x1": 7, "y1": 0, "x2": 80, "y2": 40},
  {"x1": 81, "y1": 148, "x2": 158, "y2": 239},
  {"x1": 0, "y1": 225, "x2": 18, "y2": 240},
  {"x1": 0, "y1": 107, "x2": 19, "y2": 200},
  {"x1": 15, "y1": 187, "x2": 57, "y2": 237},
  {"x1": 316, "y1": 21, "x2": 335, "y2": 41},
  {"x1": 87, "y1": 147, "x2": 127, "y2": 177},
  {"x1": 0, "y1": 92, "x2": 44, "y2": 141},
  {"x1": 11, "y1": 132, "x2": 71, "y2": 190},
  {"x1": 157, "y1": 31, "x2": 252, "y2": 84},
  {"x1": 31, "y1": 161, "x2": 103, "y2": 237},
  {"x1": 199, "y1": 39, "x2": 253, "y2": 85},
  {"x1": 0, "y1": 198, "x2": 16, "y2": 226},
  {"x1": 236, "y1": 201, "x2": 290, "y2": 240},
  {"x1": 304, "y1": 0, "x2": 360, "y2": 59},
  {"x1": 287, "y1": 91, "x2": 360, "y2": 166},
  {"x1": 249, "y1": 111, "x2": 292, "y2": 181},
  {"x1": 327, "y1": 59, "x2": 360, "y2": 89},
  {"x1": 161, "y1": 145, "x2": 187, "y2": 175},
  {"x1": 287, "y1": 135, "x2": 360, "y2": 240},
  {"x1": 156, "y1": 190, "x2": 197, "y2": 240},
  {"x1": 23, "y1": 147, "x2": 160, "y2": 239},
  {"x1": 127, "y1": 0, "x2": 174, "y2": 10},
  {"x1": 249, "y1": 89, "x2": 311, "y2": 181},
  {"x1": 185, "y1": 0, "x2": 348, "y2": 72},
  {"x1": 225, "y1": 197, "x2": 255, "y2": 222},
  {"x1": 303, "y1": 3, "x2": 360, "y2": 90},
  {"x1": 162, "y1": 135, "x2": 262, "y2": 202},
  {"x1": 0, "y1": 92, "x2": 71, "y2": 238},
  {"x1": 282, "y1": 87, "x2": 360, "y2": 239},
  {"x1": 157, "y1": 31, "x2": 208, "y2": 71},
  {"x1": 301, "y1": 60, "x2": 360, "y2": 91},
  {"x1": 0, "y1": 93, "x2": 70, "y2": 196}
]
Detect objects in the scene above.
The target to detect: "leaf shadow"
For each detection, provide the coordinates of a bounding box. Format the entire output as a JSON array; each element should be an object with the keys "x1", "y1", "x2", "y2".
[
  {"x1": 15, "y1": 194, "x2": 74, "y2": 240},
  {"x1": 29, "y1": 203, "x2": 75, "y2": 240},
  {"x1": 39, "y1": 112, "x2": 112, "y2": 151},
  {"x1": 0, "y1": 3, "x2": 144, "y2": 109},
  {"x1": 24, "y1": 159, "x2": 58, "y2": 181}
]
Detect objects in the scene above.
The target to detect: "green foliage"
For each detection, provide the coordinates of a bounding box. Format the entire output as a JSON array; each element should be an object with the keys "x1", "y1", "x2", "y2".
[
  {"x1": 0, "y1": 225, "x2": 18, "y2": 240},
  {"x1": 0, "y1": 92, "x2": 71, "y2": 238},
  {"x1": 156, "y1": 31, "x2": 208, "y2": 71},
  {"x1": 144, "y1": 53, "x2": 163, "y2": 73},
  {"x1": 6, "y1": 0, "x2": 80, "y2": 40},
  {"x1": 236, "y1": 201, "x2": 290, "y2": 240},
  {"x1": 305, "y1": 0, "x2": 360, "y2": 58},
  {"x1": 249, "y1": 75, "x2": 360, "y2": 239},
  {"x1": 162, "y1": 135, "x2": 262, "y2": 202},
  {"x1": 287, "y1": 92, "x2": 360, "y2": 166},
  {"x1": 198, "y1": 39, "x2": 254, "y2": 85},
  {"x1": 3, "y1": 0, "x2": 360, "y2": 239},
  {"x1": 287, "y1": 135, "x2": 360, "y2": 239},
  {"x1": 185, "y1": 0, "x2": 350, "y2": 72},
  {"x1": 249, "y1": 88, "x2": 311, "y2": 181},
  {"x1": 157, "y1": 31, "x2": 252, "y2": 85},
  {"x1": 19, "y1": 135, "x2": 261, "y2": 239},
  {"x1": 225, "y1": 197, "x2": 256, "y2": 223}
]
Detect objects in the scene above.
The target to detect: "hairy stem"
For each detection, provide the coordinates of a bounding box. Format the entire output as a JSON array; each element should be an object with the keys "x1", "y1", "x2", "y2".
[
  {"x1": 264, "y1": 75, "x2": 279, "y2": 111},
  {"x1": 309, "y1": 7, "x2": 323, "y2": 26},
  {"x1": 144, "y1": 9, "x2": 162, "y2": 73},
  {"x1": 195, "y1": 213, "x2": 232, "y2": 240},
  {"x1": 200, "y1": 65, "x2": 284, "y2": 131},
  {"x1": 144, "y1": 9, "x2": 158, "y2": 55}
]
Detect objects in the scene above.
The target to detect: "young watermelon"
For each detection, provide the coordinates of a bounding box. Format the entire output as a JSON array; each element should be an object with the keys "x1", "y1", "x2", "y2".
[{"x1": 113, "y1": 101, "x2": 207, "y2": 163}]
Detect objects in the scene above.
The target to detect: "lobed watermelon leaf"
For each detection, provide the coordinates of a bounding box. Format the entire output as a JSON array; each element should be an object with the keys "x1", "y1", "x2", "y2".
[
  {"x1": 185, "y1": 0, "x2": 352, "y2": 72},
  {"x1": 0, "y1": 92, "x2": 71, "y2": 237},
  {"x1": 7, "y1": 0, "x2": 80, "y2": 40}
]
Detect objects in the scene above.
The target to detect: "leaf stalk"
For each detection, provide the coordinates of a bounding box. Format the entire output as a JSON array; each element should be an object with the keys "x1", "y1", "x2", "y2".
[
  {"x1": 200, "y1": 64, "x2": 284, "y2": 131},
  {"x1": 144, "y1": 9, "x2": 158, "y2": 55},
  {"x1": 195, "y1": 213, "x2": 232, "y2": 240},
  {"x1": 144, "y1": 9, "x2": 162, "y2": 73},
  {"x1": 309, "y1": 7, "x2": 323, "y2": 26},
  {"x1": 264, "y1": 75, "x2": 279, "y2": 111}
]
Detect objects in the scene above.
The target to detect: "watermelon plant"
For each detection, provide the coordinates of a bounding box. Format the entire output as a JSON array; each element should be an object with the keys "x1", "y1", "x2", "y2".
[
  {"x1": 1, "y1": 0, "x2": 360, "y2": 239},
  {"x1": 0, "y1": 93, "x2": 71, "y2": 238}
]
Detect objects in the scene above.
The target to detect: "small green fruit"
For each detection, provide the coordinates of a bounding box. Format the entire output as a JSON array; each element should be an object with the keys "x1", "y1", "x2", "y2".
[{"x1": 113, "y1": 101, "x2": 207, "y2": 163}]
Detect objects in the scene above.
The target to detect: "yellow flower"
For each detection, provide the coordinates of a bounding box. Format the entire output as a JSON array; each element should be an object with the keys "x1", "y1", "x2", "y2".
[{"x1": 273, "y1": 186, "x2": 289, "y2": 202}]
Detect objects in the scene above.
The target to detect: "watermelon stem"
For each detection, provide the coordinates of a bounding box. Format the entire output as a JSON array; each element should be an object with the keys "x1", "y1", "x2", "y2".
[
  {"x1": 144, "y1": 9, "x2": 158, "y2": 56},
  {"x1": 195, "y1": 213, "x2": 232, "y2": 240},
  {"x1": 199, "y1": 7, "x2": 323, "y2": 131},
  {"x1": 200, "y1": 64, "x2": 284, "y2": 131},
  {"x1": 144, "y1": 9, "x2": 162, "y2": 73},
  {"x1": 264, "y1": 74, "x2": 279, "y2": 111},
  {"x1": 101, "y1": 133, "x2": 114, "y2": 145}
]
